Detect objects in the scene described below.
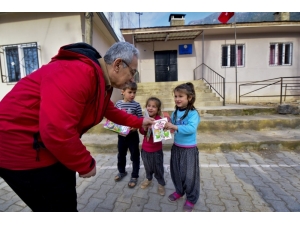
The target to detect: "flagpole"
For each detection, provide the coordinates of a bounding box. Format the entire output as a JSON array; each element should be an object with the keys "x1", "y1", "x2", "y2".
[{"x1": 234, "y1": 13, "x2": 237, "y2": 104}]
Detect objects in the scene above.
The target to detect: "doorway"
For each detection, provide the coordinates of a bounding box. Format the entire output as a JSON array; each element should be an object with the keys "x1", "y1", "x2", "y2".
[{"x1": 154, "y1": 50, "x2": 178, "y2": 82}]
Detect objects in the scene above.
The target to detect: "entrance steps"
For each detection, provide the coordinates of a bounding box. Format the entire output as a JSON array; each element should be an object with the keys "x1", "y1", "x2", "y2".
[{"x1": 81, "y1": 104, "x2": 300, "y2": 154}]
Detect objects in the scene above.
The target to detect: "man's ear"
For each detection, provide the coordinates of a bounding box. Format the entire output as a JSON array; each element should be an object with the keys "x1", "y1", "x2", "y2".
[{"x1": 113, "y1": 58, "x2": 123, "y2": 71}]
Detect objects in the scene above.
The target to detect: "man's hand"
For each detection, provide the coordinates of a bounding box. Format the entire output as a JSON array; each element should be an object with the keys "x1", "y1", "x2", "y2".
[
  {"x1": 142, "y1": 117, "x2": 154, "y2": 131},
  {"x1": 79, "y1": 166, "x2": 96, "y2": 178},
  {"x1": 142, "y1": 117, "x2": 155, "y2": 128}
]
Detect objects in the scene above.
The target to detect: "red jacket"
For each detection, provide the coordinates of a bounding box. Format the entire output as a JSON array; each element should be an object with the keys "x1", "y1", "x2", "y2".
[
  {"x1": 139, "y1": 115, "x2": 162, "y2": 152},
  {"x1": 0, "y1": 43, "x2": 143, "y2": 175}
]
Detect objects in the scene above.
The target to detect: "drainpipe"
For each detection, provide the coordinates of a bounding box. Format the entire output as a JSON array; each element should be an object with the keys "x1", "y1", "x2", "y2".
[{"x1": 85, "y1": 12, "x2": 93, "y2": 45}]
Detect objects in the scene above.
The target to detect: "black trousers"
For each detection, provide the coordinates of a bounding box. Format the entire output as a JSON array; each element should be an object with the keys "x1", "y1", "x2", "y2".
[
  {"x1": 141, "y1": 149, "x2": 166, "y2": 186},
  {"x1": 0, "y1": 162, "x2": 77, "y2": 212},
  {"x1": 170, "y1": 144, "x2": 200, "y2": 204},
  {"x1": 117, "y1": 131, "x2": 140, "y2": 178}
]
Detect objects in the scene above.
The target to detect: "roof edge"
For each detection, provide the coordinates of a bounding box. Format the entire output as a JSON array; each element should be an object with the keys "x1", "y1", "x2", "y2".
[{"x1": 96, "y1": 12, "x2": 119, "y2": 42}]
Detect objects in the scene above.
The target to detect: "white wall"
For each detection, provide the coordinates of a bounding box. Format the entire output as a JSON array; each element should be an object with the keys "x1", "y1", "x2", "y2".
[
  {"x1": 136, "y1": 40, "x2": 196, "y2": 82},
  {"x1": 0, "y1": 12, "x2": 83, "y2": 100},
  {"x1": 194, "y1": 32, "x2": 300, "y2": 103}
]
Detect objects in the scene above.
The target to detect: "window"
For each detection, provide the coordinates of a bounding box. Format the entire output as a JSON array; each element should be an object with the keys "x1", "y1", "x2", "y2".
[
  {"x1": 221, "y1": 44, "x2": 245, "y2": 67},
  {"x1": 269, "y1": 43, "x2": 292, "y2": 66},
  {"x1": 1, "y1": 42, "x2": 39, "y2": 83}
]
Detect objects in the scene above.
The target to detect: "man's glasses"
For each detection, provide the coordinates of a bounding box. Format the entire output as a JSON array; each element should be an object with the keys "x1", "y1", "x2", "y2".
[{"x1": 122, "y1": 60, "x2": 138, "y2": 78}]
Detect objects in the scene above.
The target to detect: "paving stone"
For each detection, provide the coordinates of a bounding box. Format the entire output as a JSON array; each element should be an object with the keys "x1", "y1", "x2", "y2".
[
  {"x1": 19, "y1": 206, "x2": 32, "y2": 212},
  {"x1": 142, "y1": 208, "x2": 160, "y2": 212},
  {"x1": 202, "y1": 178, "x2": 218, "y2": 190},
  {"x1": 204, "y1": 189, "x2": 223, "y2": 206},
  {"x1": 96, "y1": 192, "x2": 119, "y2": 210},
  {"x1": 228, "y1": 182, "x2": 248, "y2": 195},
  {"x1": 276, "y1": 193, "x2": 300, "y2": 211},
  {"x1": 93, "y1": 184, "x2": 114, "y2": 199},
  {"x1": 249, "y1": 176, "x2": 270, "y2": 187},
  {"x1": 219, "y1": 167, "x2": 233, "y2": 174},
  {"x1": 223, "y1": 173, "x2": 240, "y2": 183},
  {"x1": 233, "y1": 193, "x2": 259, "y2": 212},
  {"x1": 0, "y1": 195, "x2": 21, "y2": 212},
  {"x1": 77, "y1": 188, "x2": 99, "y2": 205},
  {"x1": 94, "y1": 207, "x2": 112, "y2": 212},
  {"x1": 133, "y1": 186, "x2": 150, "y2": 199},
  {"x1": 213, "y1": 176, "x2": 229, "y2": 187},
  {"x1": 88, "y1": 177, "x2": 107, "y2": 190},
  {"x1": 264, "y1": 199, "x2": 290, "y2": 212},
  {"x1": 80, "y1": 197, "x2": 103, "y2": 212},
  {"x1": 126, "y1": 196, "x2": 148, "y2": 212},
  {"x1": 160, "y1": 202, "x2": 178, "y2": 212},
  {"x1": 216, "y1": 186, "x2": 237, "y2": 201},
  {"x1": 5, "y1": 204, "x2": 24, "y2": 212},
  {"x1": 256, "y1": 186, "x2": 282, "y2": 201},
  {"x1": 113, "y1": 201, "x2": 131, "y2": 212},
  {"x1": 220, "y1": 199, "x2": 240, "y2": 212},
  {"x1": 211, "y1": 167, "x2": 223, "y2": 177},
  {"x1": 253, "y1": 204, "x2": 274, "y2": 212},
  {"x1": 116, "y1": 187, "x2": 136, "y2": 204},
  {"x1": 206, "y1": 203, "x2": 225, "y2": 212},
  {"x1": 279, "y1": 180, "x2": 300, "y2": 192},
  {"x1": 144, "y1": 192, "x2": 163, "y2": 211},
  {"x1": 200, "y1": 168, "x2": 213, "y2": 179},
  {"x1": 76, "y1": 180, "x2": 94, "y2": 197}
]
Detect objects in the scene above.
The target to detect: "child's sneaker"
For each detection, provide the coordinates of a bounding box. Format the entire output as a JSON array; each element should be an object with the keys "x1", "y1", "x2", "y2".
[
  {"x1": 183, "y1": 200, "x2": 194, "y2": 212},
  {"x1": 168, "y1": 192, "x2": 181, "y2": 202},
  {"x1": 140, "y1": 179, "x2": 151, "y2": 189},
  {"x1": 157, "y1": 184, "x2": 165, "y2": 196}
]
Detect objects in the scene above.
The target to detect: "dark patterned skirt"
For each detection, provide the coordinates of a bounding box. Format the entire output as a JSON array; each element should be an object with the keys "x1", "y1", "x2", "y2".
[
  {"x1": 141, "y1": 149, "x2": 166, "y2": 186},
  {"x1": 170, "y1": 144, "x2": 200, "y2": 204}
]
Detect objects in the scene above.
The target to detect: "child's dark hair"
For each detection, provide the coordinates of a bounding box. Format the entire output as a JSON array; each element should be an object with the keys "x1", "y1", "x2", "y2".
[
  {"x1": 145, "y1": 97, "x2": 162, "y2": 117},
  {"x1": 173, "y1": 82, "x2": 199, "y2": 121},
  {"x1": 122, "y1": 82, "x2": 137, "y2": 91}
]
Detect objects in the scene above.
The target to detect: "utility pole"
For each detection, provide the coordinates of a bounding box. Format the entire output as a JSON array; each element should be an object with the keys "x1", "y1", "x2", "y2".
[{"x1": 135, "y1": 12, "x2": 143, "y2": 28}]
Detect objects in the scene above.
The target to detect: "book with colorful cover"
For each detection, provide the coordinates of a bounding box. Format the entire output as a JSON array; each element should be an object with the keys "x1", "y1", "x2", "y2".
[
  {"x1": 103, "y1": 119, "x2": 130, "y2": 136},
  {"x1": 152, "y1": 117, "x2": 172, "y2": 143}
]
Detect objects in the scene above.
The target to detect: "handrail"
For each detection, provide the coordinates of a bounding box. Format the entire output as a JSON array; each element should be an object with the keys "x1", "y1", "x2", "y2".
[
  {"x1": 193, "y1": 63, "x2": 225, "y2": 106},
  {"x1": 239, "y1": 76, "x2": 300, "y2": 104}
]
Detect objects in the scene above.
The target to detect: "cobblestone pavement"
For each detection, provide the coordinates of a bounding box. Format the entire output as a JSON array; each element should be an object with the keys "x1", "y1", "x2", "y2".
[{"x1": 1, "y1": 149, "x2": 300, "y2": 212}]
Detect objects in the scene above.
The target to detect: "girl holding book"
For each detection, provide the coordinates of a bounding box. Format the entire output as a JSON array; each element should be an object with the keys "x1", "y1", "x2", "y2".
[
  {"x1": 139, "y1": 97, "x2": 166, "y2": 196},
  {"x1": 163, "y1": 82, "x2": 201, "y2": 212}
]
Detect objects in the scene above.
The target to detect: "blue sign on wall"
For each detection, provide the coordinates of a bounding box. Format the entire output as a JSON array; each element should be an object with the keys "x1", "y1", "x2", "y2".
[{"x1": 179, "y1": 44, "x2": 192, "y2": 55}]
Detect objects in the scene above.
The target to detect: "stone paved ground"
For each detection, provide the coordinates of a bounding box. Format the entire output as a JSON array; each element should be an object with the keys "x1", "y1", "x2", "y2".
[{"x1": 1, "y1": 149, "x2": 300, "y2": 212}]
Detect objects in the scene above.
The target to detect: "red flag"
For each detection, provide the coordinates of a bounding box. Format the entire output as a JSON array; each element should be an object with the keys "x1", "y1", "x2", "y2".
[{"x1": 218, "y1": 12, "x2": 234, "y2": 24}]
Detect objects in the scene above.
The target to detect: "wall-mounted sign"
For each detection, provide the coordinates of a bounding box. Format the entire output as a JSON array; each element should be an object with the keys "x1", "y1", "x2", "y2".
[{"x1": 179, "y1": 44, "x2": 192, "y2": 55}]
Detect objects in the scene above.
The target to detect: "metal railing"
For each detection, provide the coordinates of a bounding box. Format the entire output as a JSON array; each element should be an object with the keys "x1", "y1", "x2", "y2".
[
  {"x1": 239, "y1": 76, "x2": 300, "y2": 104},
  {"x1": 193, "y1": 63, "x2": 225, "y2": 106}
]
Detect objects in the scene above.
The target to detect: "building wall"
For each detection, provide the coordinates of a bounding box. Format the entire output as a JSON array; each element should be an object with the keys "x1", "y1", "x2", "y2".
[
  {"x1": 194, "y1": 32, "x2": 300, "y2": 103},
  {"x1": 0, "y1": 12, "x2": 120, "y2": 102},
  {"x1": 136, "y1": 40, "x2": 196, "y2": 83},
  {"x1": 0, "y1": 12, "x2": 83, "y2": 100}
]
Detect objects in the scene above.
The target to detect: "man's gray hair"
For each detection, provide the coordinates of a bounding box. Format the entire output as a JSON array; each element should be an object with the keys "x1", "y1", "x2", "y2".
[{"x1": 104, "y1": 42, "x2": 139, "y2": 67}]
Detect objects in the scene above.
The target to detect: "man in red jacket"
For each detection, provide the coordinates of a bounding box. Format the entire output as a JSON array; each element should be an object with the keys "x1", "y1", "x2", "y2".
[{"x1": 0, "y1": 42, "x2": 154, "y2": 212}]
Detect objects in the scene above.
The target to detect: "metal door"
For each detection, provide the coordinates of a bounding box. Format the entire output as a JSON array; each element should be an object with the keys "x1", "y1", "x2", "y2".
[{"x1": 154, "y1": 50, "x2": 178, "y2": 82}]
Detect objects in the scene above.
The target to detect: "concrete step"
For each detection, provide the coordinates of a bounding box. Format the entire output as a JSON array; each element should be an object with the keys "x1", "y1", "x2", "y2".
[
  {"x1": 137, "y1": 89, "x2": 212, "y2": 96},
  {"x1": 81, "y1": 128, "x2": 300, "y2": 154},
  {"x1": 137, "y1": 86, "x2": 210, "y2": 91},
  {"x1": 163, "y1": 101, "x2": 223, "y2": 108},
  {"x1": 86, "y1": 114, "x2": 300, "y2": 135},
  {"x1": 134, "y1": 93, "x2": 217, "y2": 101},
  {"x1": 137, "y1": 80, "x2": 206, "y2": 88}
]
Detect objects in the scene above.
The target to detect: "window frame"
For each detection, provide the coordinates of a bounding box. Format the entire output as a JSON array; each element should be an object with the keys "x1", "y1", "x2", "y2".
[
  {"x1": 221, "y1": 44, "x2": 245, "y2": 68},
  {"x1": 269, "y1": 42, "x2": 293, "y2": 66},
  {"x1": 1, "y1": 42, "x2": 40, "y2": 83}
]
